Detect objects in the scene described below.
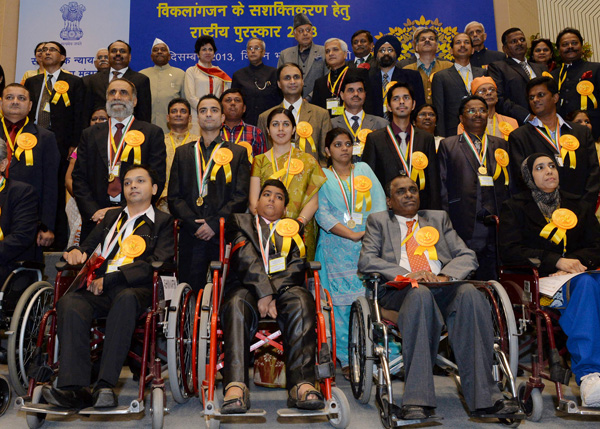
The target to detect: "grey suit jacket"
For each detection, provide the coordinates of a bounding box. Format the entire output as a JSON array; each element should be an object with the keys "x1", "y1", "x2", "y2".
[
  {"x1": 257, "y1": 99, "x2": 332, "y2": 166},
  {"x1": 278, "y1": 44, "x2": 327, "y2": 100},
  {"x1": 431, "y1": 65, "x2": 486, "y2": 137},
  {"x1": 358, "y1": 209, "x2": 478, "y2": 282},
  {"x1": 331, "y1": 113, "x2": 388, "y2": 137}
]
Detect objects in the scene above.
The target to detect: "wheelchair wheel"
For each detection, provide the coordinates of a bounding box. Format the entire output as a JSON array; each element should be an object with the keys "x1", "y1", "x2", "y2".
[
  {"x1": 151, "y1": 387, "x2": 165, "y2": 429},
  {"x1": 197, "y1": 282, "x2": 213, "y2": 392},
  {"x1": 348, "y1": 296, "x2": 373, "y2": 404},
  {"x1": 0, "y1": 375, "x2": 10, "y2": 416},
  {"x1": 329, "y1": 385, "x2": 351, "y2": 428},
  {"x1": 167, "y1": 282, "x2": 196, "y2": 404},
  {"x1": 7, "y1": 281, "x2": 54, "y2": 397},
  {"x1": 517, "y1": 382, "x2": 543, "y2": 422},
  {"x1": 25, "y1": 385, "x2": 46, "y2": 429}
]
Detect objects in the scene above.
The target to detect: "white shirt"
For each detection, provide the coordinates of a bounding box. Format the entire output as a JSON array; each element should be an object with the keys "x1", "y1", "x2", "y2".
[
  {"x1": 102, "y1": 205, "x2": 155, "y2": 259},
  {"x1": 454, "y1": 63, "x2": 473, "y2": 91},
  {"x1": 394, "y1": 214, "x2": 441, "y2": 274},
  {"x1": 35, "y1": 71, "x2": 60, "y2": 122},
  {"x1": 109, "y1": 66, "x2": 129, "y2": 81},
  {"x1": 283, "y1": 98, "x2": 303, "y2": 124},
  {"x1": 344, "y1": 109, "x2": 364, "y2": 127}
]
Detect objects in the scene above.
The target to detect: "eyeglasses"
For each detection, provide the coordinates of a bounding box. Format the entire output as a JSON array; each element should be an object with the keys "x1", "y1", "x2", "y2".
[
  {"x1": 475, "y1": 87, "x2": 497, "y2": 95},
  {"x1": 417, "y1": 112, "x2": 436, "y2": 118},
  {"x1": 41, "y1": 47, "x2": 59, "y2": 53},
  {"x1": 378, "y1": 47, "x2": 395, "y2": 54},
  {"x1": 295, "y1": 27, "x2": 313, "y2": 35},
  {"x1": 464, "y1": 107, "x2": 488, "y2": 115},
  {"x1": 247, "y1": 46, "x2": 263, "y2": 52}
]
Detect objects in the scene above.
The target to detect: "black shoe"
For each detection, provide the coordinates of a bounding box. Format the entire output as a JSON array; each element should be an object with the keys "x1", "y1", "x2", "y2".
[
  {"x1": 92, "y1": 387, "x2": 118, "y2": 408},
  {"x1": 41, "y1": 385, "x2": 92, "y2": 409},
  {"x1": 0, "y1": 346, "x2": 7, "y2": 365},
  {"x1": 400, "y1": 405, "x2": 428, "y2": 420},
  {"x1": 474, "y1": 398, "x2": 520, "y2": 416}
]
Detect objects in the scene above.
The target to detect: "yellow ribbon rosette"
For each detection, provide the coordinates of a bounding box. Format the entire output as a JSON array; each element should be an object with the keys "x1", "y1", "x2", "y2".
[
  {"x1": 237, "y1": 140, "x2": 253, "y2": 163},
  {"x1": 296, "y1": 121, "x2": 317, "y2": 153},
  {"x1": 540, "y1": 208, "x2": 577, "y2": 247},
  {"x1": 577, "y1": 80, "x2": 597, "y2": 110},
  {"x1": 498, "y1": 121, "x2": 514, "y2": 141},
  {"x1": 119, "y1": 235, "x2": 146, "y2": 265},
  {"x1": 493, "y1": 148, "x2": 510, "y2": 185},
  {"x1": 51, "y1": 81, "x2": 70, "y2": 106},
  {"x1": 542, "y1": 71, "x2": 554, "y2": 79},
  {"x1": 15, "y1": 133, "x2": 37, "y2": 166},
  {"x1": 354, "y1": 175, "x2": 372, "y2": 212},
  {"x1": 410, "y1": 151, "x2": 428, "y2": 190},
  {"x1": 414, "y1": 226, "x2": 439, "y2": 260},
  {"x1": 271, "y1": 158, "x2": 304, "y2": 187},
  {"x1": 559, "y1": 135, "x2": 579, "y2": 169},
  {"x1": 383, "y1": 81, "x2": 397, "y2": 110},
  {"x1": 121, "y1": 130, "x2": 145, "y2": 164},
  {"x1": 210, "y1": 148, "x2": 233, "y2": 183},
  {"x1": 356, "y1": 128, "x2": 372, "y2": 156},
  {"x1": 275, "y1": 219, "x2": 305, "y2": 258}
]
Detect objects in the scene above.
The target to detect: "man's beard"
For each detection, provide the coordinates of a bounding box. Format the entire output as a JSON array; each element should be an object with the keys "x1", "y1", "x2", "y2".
[
  {"x1": 379, "y1": 54, "x2": 396, "y2": 68},
  {"x1": 106, "y1": 99, "x2": 135, "y2": 118}
]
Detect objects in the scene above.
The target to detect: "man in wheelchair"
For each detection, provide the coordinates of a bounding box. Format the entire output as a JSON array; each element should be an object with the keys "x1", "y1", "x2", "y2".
[
  {"x1": 220, "y1": 179, "x2": 324, "y2": 414},
  {"x1": 358, "y1": 174, "x2": 519, "y2": 420},
  {"x1": 42, "y1": 165, "x2": 174, "y2": 409}
]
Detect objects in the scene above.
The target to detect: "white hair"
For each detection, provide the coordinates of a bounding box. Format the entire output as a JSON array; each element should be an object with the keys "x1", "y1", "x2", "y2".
[
  {"x1": 464, "y1": 21, "x2": 485, "y2": 33},
  {"x1": 247, "y1": 38, "x2": 266, "y2": 51},
  {"x1": 324, "y1": 38, "x2": 348, "y2": 53}
]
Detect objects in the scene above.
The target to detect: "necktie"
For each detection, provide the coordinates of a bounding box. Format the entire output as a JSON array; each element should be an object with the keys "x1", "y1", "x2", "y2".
[
  {"x1": 356, "y1": 58, "x2": 364, "y2": 65},
  {"x1": 112, "y1": 71, "x2": 121, "y2": 81},
  {"x1": 382, "y1": 72, "x2": 389, "y2": 91},
  {"x1": 288, "y1": 104, "x2": 294, "y2": 114},
  {"x1": 519, "y1": 61, "x2": 532, "y2": 79},
  {"x1": 37, "y1": 74, "x2": 53, "y2": 129},
  {"x1": 351, "y1": 115, "x2": 360, "y2": 133},
  {"x1": 107, "y1": 123, "x2": 125, "y2": 198},
  {"x1": 399, "y1": 132, "x2": 408, "y2": 154},
  {"x1": 405, "y1": 220, "x2": 431, "y2": 272}
]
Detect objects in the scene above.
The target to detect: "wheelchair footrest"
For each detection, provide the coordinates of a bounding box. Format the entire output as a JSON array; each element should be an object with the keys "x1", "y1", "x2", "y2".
[
  {"x1": 469, "y1": 411, "x2": 526, "y2": 420},
  {"x1": 277, "y1": 407, "x2": 331, "y2": 418},
  {"x1": 18, "y1": 402, "x2": 77, "y2": 416},
  {"x1": 558, "y1": 399, "x2": 600, "y2": 415},
  {"x1": 211, "y1": 408, "x2": 267, "y2": 417},
  {"x1": 315, "y1": 342, "x2": 334, "y2": 379},
  {"x1": 391, "y1": 415, "x2": 443, "y2": 427}
]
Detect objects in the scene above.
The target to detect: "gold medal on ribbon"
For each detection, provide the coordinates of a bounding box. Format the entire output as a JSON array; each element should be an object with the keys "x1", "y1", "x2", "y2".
[
  {"x1": 414, "y1": 226, "x2": 440, "y2": 260},
  {"x1": 121, "y1": 235, "x2": 146, "y2": 258},
  {"x1": 478, "y1": 166, "x2": 488, "y2": 175},
  {"x1": 347, "y1": 219, "x2": 356, "y2": 229},
  {"x1": 559, "y1": 135, "x2": 579, "y2": 169},
  {"x1": 493, "y1": 148, "x2": 510, "y2": 185},
  {"x1": 15, "y1": 133, "x2": 38, "y2": 166},
  {"x1": 296, "y1": 121, "x2": 317, "y2": 153},
  {"x1": 210, "y1": 148, "x2": 233, "y2": 183},
  {"x1": 410, "y1": 151, "x2": 428, "y2": 190},
  {"x1": 196, "y1": 196, "x2": 204, "y2": 207},
  {"x1": 121, "y1": 130, "x2": 145, "y2": 164},
  {"x1": 275, "y1": 219, "x2": 305, "y2": 257},
  {"x1": 540, "y1": 208, "x2": 577, "y2": 247},
  {"x1": 51, "y1": 81, "x2": 71, "y2": 106},
  {"x1": 577, "y1": 81, "x2": 597, "y2": 110},
  {"x1": 354, "y1": 175, "x2": 372, "y2": 212},
  {"x1": 237, "y1": 141, "x2": 253, "y2": 163},
  {"x1": 108, "y1": 173, "x2": 115, "y2": 182}
]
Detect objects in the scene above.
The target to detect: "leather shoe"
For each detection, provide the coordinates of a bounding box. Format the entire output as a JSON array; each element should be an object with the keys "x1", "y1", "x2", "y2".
[
  {"x1": 41, "y1": 385, "x2": 92, "y2": 409},
  {"x1": 92, "y1": 387, "x2": 118, "y2": 408},
  {"x1": 474, "y1": 398, "x2": 520, "y2": 416},
  {"x1": 400, "y1": 405, "x2": 428, "y2": 420}
]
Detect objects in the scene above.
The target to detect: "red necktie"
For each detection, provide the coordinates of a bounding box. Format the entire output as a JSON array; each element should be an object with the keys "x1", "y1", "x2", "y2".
[
  {"x1": 107, "y1": 123, "x2": 124, "y2": 197},
  {"x1": 406, "y1": 220, "x2": 431, "y2": 272}
]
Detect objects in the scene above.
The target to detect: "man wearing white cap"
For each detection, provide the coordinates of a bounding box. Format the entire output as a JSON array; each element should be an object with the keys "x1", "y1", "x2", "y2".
[{"x1": 141, "y1": 38, "x2": 185, "y2": 134}]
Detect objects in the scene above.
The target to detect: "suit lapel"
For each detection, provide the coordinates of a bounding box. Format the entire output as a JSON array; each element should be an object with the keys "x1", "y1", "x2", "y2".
[
  {"x1": 386, "y1": 213, "x2": 404, "y2": 264},
  {"x1": 458, "y1": 134, "x2": 481, "y2": 173},
  {"x1": 508, "y1": 59, "x2": 529, "y2": 81},
  {"x1": 304, "y1": 47, "x2": 317, "y2": 75},
  {"x1": 96, "y1": 123, "x2": 110, "y2": 167},
  {"x1": 448, "y1": 67, "x2": 469, "y2": 95}
]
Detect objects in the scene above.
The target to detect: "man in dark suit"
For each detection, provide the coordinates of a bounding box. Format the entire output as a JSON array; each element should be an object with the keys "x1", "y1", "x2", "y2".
[
  {"x1": 508, "y1": 76, "x2": 599, "y2": 206},
  {"x1": 438, "y1": 95, "x2": 511, "y2": 280},
  {"x1": 363, "y1": 82, "x2": 441, "y2": 210},
  {"x1": 348, "y1": 29, "x2": 377, "y2": 69},
  {"x1": 84, "y1": 40, "x2": 151, "y2": 123},
  {"x1": 73, "y1": 78, "x2": 166, "y2": 242},
  {"x1": 488, "y1": 28, "x2": 546, "y2": 124},
  {"x1": 369, "y1": 35, "x2": 425, "y2": 118},
  {"x1": 220, "y1": 179, "x2": 323, "y2": 413},
  {"x1": 552, "y1": 27, "x2": 600, "y2": 140},
  {"x1": 432, "y1": 33, "x2": 486, "y2": 137},
  {"x1": 357, "y1": 174, "x2": 518, "y2": 420},
  {"x1": 41, "y1": 164, "x2": 174, "y2": 410},
  {"x1": 0, "y1": 83, "x2": 60, "y2": 249},
  {"x1": 168, "y1": 94, "x2": 250, "y2": 292},
  {"x1": 464, "y1": 21, "x2": 506, "y2": 69}
]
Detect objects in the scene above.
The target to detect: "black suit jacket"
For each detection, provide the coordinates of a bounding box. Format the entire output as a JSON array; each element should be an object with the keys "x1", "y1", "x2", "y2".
[
  {"x1": 168, "y1": 138, "x2": 250, "y2": 236},
  {"x1": 24, "y1": 71, "x2": 85, "y2": 156},
  {"x1": 362, "y1": 125, "x2": 441, "y2": 209},
  {"x1": 508, "y1": 120, "x2": 599, "y2": 205},
  {"x1": 225, "y1": 214, "x2": 305, "y2": 299},
  {"x1": 487, "y1": 58, "x2": 546, "y2": 123},
  {"x1": 1, "y1": 121, "x2": 60, "y2": 231},
  {"x1": 369, "y1": 66, "x2": 426, "y2": 118},
  {"x1": 83, "y1": 69, "x2": 152, "y2": 123},
  {"x1": 311, "y1": 66, "x2": 372, "y2": 115},
  {"x1": 347, "y1": 53, "x2": 378, "y2": 70},
  {"x1": 499, "y1": 190, "x2": 600, "y2": 276},
  {"x1": 431, "y1": 65, "x2": 486, "y2": 137},
  {"x1": 470, "y1": 48, "x2": 505, "y2": 69},
  {"x1": 72, "y1": 118, "x2": 166, "y2": 238},
  {"x1": 438, "y1": 134, "x2": 511, "y2": 242},
  {"x1": 552, "y1": 59, "x2": 600, "y2": 140},
  {"x1": 77, "y1": 206, "x2": 174, "y2": 290}
]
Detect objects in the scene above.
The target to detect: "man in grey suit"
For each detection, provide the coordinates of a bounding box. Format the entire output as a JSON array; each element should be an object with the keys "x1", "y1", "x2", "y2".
[
  {"x1": 358, "y1": 174, "x2": 518, "y2": 420},
  {"x1": 277, "y1": 13, "x2": 327, "y2": 101},
  {"x1": 432, "y1": 33, "x2": 486, "y2": 137},
  {"x1": 331, "y1": 74, "x2": 387, "y2": 159}
]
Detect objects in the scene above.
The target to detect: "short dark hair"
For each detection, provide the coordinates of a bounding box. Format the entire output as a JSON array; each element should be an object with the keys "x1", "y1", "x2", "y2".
[
  {"x1": 450, "y1": 33, "x2": 472, "y2": 48},
  {"x1": 458, "y1": 95, "x2": 488, "y2": 119},
  {"x1": 266, "y1": 106, "x2": 296, "y2": 129},
  {"x1": 34, "y1": 42, "x2": 45, "y2": 55},
  {"x1": 526, "y1": 76, "x2": 558, "y2": 96},
  {"x1": 3, "y1": 83, "x2": 32, "y2": 100},
  {"x1": 123, "y1": 164, "x2": 159, "y2": 186},
  {"x1": 260, "y1": 179, "x2": 290, "y2": 206},
  {"x1": 197, "y1": 94, "x2": 222, "y2": 113},
  {"x1": 411, "y1": 103, "x2": 437, "y2": 123},
  {"x1": 415, "y1": 28, "x2": 438, "y2": 42},
  {"x1": 386, "y1": 82, "x2": 415, "y2": 107},
  {"x1": 220, "y1": 88, "x2": 245, "y2": 105},
  {"x1": 556, "y1": 27, "x2": 583, "y2": 47},
  {"x1": 565, "y1": 109, "x2": 590, "y2": 122},
  {"x1": 501, "y1": 28, "x2": 522, "y2": 46},
  {"x1": 195, "y1": 35, "x2": 217, "y2": 54},
  {"x1": 340, "y1": 74, "x2": 365, "y2": 93},
  {"x1": 168, "y1": 97, "x2": 191, "y2": 113},
  {"x1": 45, "y1": 40, "x2": 67, "y2": 66},
  {"x1": 384, "y1": 174, "x2": 411, "y2": 198},
  {"x1": 108, "y1": 40, "x2": 132, "y2": 53},
  {"x1": 351, "y1": 29, "x2": 373, "y2": 44},
  {"x1": 324, "y1": 127, "x2": 353, "y2": 166},
  {"x1": 528, "y1": 38, "x2": 554, "y2": 63},
  {"x1": 277, "y1": 62, "x2": 303, "y2": 81}
]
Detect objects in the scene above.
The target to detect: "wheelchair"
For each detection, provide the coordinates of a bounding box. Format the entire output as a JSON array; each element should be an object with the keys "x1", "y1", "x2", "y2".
[
  {"x1": 13, "y1": 224, "x2": 181, "y2": 429},
  {"x1": 167, "y1": 218, "x2": 350, "y2": 428},
  {"x1": 348, "y1": 273, "x2": 522, "y2": 428}
]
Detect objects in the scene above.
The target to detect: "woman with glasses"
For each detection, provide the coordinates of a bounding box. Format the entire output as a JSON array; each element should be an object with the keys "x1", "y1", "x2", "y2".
[{"x1": 412, "y1": 103, "x2": 444, "y2": 151}]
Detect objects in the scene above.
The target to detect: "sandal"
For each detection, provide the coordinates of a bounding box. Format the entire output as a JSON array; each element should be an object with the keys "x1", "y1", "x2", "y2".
[
  {"x1": 287, "y1": 382, "x2": 325, "y2": 410},
  {"x1": 221, "y1": 382, "x2": 250, "y2": 414}
]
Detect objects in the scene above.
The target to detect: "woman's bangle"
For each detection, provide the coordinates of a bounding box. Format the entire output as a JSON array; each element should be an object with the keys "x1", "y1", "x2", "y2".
[{"x1": 298, "y1": 215, "x2": 308, "y2": 224}]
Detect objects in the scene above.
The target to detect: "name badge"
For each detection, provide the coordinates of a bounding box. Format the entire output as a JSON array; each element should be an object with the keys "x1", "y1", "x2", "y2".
[
  {"x1": 344, "y1": 212, "x2": 363, "y2": 225},
  {"x1": 110, "y1": 165, "x2": 120, "y2": 176},
  {"x1": 106, "y1": 257, "x2": 125, "y2": 273},
  {"x1": 269, "y1": 256, "x2": 286, "y2": 274},
  {"x1": 331, "y1": 106, "x2": 344, "y2": 116},
  {"x1": 326, "y1": 98, "x2": 340, "y2": 110},
  {"x1": 352, "y1": 142, "x2": 362, "y2": 155},
  {"x1": 43, "y1": 102, "x2": 51, "y2": 113},
  {"x1": 555, "y1": 154, "x2": 564, "y2": 167},
  {"x1": 478, "y1": 175, "x2": 494, "y2": 187}
]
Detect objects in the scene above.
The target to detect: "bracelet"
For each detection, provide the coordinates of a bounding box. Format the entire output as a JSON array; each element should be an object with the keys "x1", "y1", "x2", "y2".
[{"x1": 298, "y1": 215, "x2": 308, "y2": 224}]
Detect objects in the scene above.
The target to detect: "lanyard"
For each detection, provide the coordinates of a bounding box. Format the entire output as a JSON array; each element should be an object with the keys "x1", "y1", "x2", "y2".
[
  {"x1": 101, "y1": 212, "x2": 146, "y2": 259},
  {"x1": 0, "y1": 176, "x2": 5, "y2": 193},
  {"x1": 270, "y1": 146, "x2": 293, "y2": 185},
  {"x1": 223, "y1": 125, "x2": 245, "y2": 145},
  {"x1": 1, "y1": 117, "x2": 29, "y2": 152},
  {"x1": 330, "y1": 166, "x2": 354, "y2": 219},
  {"x1": 194, "y1": 140, "x2": 222, "y2": 197},
  {"x1": 558, "y1": 64, "x2": 567, "y2": 91},
  {"x1": 168, "y1": 131, "x2": 189, "y2": 153},
  {"x1": 43, "y1": 71, "x2": 53, "y2": 96},
  {"x1": 342, "y1": 110, "x2": 365, "y2": 141},
  {"x1": 107, "y1": 117, "x2": 134, "y2": 170},
  {"x1": 534, "y1": 124, "x2": 561, "y2": 153},
  {"x1": 256, "y1": 216, "x2": 279, "y2": 273},
  {"x1": 462, "y1": 132, "x2": 488, "y2": 167},
  {"x1": 401, "y1": 220, "x2": 418, "y2": 247},
  {"x1": 327, "y1": 66, "x2": 349, "y2": 97},
  {"x1": 386, "y1": 125, "x2": 414, "y2": 174},
  {"x1": 459, "y1": 68, "x2": 470, "y2": 91}
]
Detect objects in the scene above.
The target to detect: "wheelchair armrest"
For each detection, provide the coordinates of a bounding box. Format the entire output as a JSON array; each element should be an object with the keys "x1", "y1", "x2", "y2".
[
  {"x1": 499, "y1": 264, "x2": 540, "y2": 276},
  {"x1": 210, "y1": 261, "x2": 223, "y2": 272},
  {"x1": 358, "y1": 272, "x2": 381, "y2": 281},
  {"x1": 55, "y1": 261, "x2": 84, "y2": 272},
  {"x1": 151, "y1": 261, "x2": 177, "y2": 273},
  {"x1": 306, "y1": 261, "x2": 321, "y2": 271},
  {"x1": 14, "y1": 260, "x2": 45, "y2": 270}
]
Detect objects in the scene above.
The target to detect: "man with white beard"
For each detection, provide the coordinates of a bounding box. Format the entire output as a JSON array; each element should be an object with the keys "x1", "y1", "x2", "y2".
[{"x1": 73, "y1": 78, "x2": 166, "y2": 241}]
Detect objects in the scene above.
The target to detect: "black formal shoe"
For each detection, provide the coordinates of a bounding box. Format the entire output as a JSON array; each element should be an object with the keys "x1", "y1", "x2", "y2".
[
  {"x1": 400, "y1": 405, "x2": 428, "y2": 420},
  {"x1": 41, "y1": 385, "x2": 92, "y2": 409},
  {"x1": 474, "y1": 398, "x2": 520, "y2": 416},
  {"x1": 92, "y1": 387, "x2": 118, "y2": 408},
  {"x1": 0, "y1": 346, "x2": 7, "y2": 364}
]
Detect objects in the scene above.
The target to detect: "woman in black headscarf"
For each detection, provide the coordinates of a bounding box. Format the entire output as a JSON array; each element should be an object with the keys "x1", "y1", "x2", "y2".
[{"x1": 499, "y1": 153, "x2": 600, "y2": 407}]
